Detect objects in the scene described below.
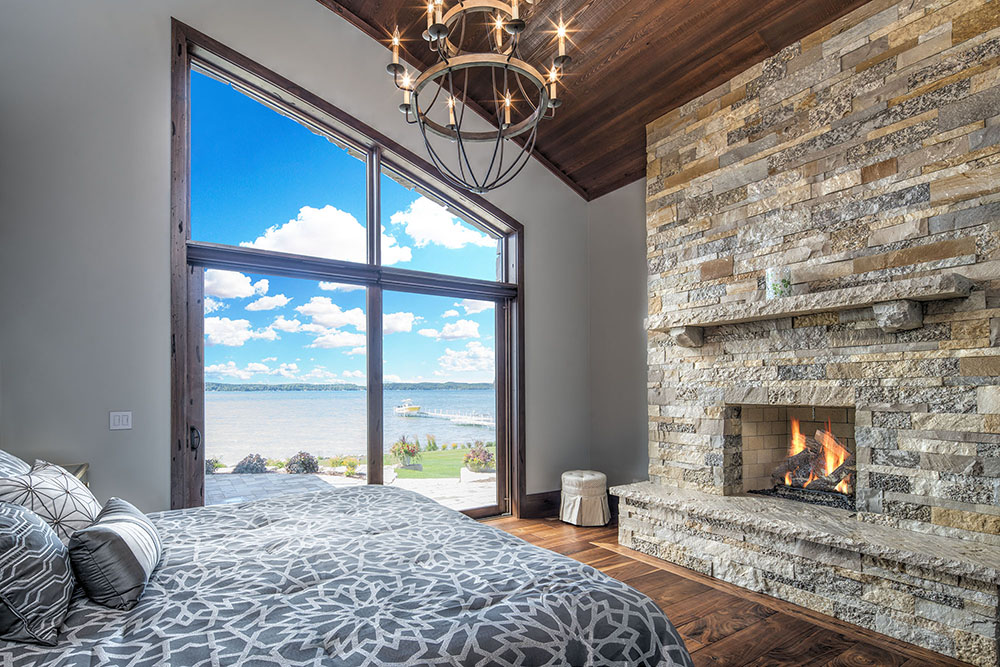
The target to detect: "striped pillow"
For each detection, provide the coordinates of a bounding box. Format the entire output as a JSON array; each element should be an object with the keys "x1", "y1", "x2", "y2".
[{"x1": 69, "y1": 498, "x2": 162, "y2": 610}]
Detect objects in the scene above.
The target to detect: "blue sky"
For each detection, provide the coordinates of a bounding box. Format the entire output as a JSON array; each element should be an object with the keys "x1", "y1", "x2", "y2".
[{"x1": 192, "y1": 71, "x2": 498, "y2": 385}]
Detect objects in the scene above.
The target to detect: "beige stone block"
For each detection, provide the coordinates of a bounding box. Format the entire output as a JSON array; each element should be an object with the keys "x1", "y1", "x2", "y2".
[
  {"x1": 932, "y1": 507, "x2": 1000, "y2": 535},
  {"x1": 815, "y1": 170, "x2": 862, "y2": 196},
  {"x1": 911, "y1": 413, "x2": 985, "y2": 432},
  {"x1": 897, "y1": 30, "x2": 951, "y2": 68},
  {"x1": 982, "y1": 387, "x2": 1000, "y2": 415},
  {"x1": 867, "y1": 219, "x2": 927, "y2": 247},
  {"x1": 854, "y1": 238, "x2": 977, "y2": 273},
  {"x1": 960, "y1": 356, "x2": 1000, "y2": 376},
  {"x1": 953, "y1": 318, "x2": 992, "y2": 342},
  {"x1": 930, "y1": 165, "x2": 1000, "y2": 204}
]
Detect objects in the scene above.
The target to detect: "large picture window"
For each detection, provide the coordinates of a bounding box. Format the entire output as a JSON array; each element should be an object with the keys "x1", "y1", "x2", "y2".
[{"x1": 170, "y1": 21, "x2": 524, "y2": 518}]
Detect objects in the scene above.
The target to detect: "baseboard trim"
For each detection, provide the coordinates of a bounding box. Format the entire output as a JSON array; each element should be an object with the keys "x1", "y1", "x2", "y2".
[{"x1": 519, "y1": 490, "x2": 560, "y2": 518}]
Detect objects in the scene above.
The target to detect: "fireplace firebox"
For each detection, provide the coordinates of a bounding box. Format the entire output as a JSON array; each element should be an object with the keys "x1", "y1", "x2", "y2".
[{"x1": 738, "y1": 405, "x2": 856, "y2": 510}]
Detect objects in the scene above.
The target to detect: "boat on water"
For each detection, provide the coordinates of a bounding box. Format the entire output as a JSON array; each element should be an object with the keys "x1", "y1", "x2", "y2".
[{"x1": 394, "y1": 399, "x2": 421, "y2": 416}]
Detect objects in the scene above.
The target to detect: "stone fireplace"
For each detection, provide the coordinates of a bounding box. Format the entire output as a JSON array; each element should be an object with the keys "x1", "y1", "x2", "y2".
[{"x1": 611, "y1": 1, "x2": 1000, "y2": 665}]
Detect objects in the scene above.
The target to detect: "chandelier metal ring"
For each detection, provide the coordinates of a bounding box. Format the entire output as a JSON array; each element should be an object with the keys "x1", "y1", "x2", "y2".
[
  {"x1": 440, "y1": 0, "x2": 514, "y2": 57},
  {"x1": 410, "y1": 53, "x2": 549, "y2": 142},
  {"x1": 386, "y1": 0, "x2": 571, "y2": 193}
]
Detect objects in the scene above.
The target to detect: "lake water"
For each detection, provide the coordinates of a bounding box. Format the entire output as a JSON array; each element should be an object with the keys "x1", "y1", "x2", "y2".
[{"x1": 205, "y1": 389, "x2": 496, "y2": 464}]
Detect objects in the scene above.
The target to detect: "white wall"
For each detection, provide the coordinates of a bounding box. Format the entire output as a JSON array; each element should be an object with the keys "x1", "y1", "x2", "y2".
[
  {"x1": 0, "y1": 0, "x2": 591, "y2": 510},
  {"x1": 587, "y1": 181, "x2": 650, "y2": 487}
]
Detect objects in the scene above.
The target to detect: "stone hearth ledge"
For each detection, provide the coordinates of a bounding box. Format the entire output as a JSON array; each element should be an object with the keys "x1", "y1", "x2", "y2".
[
  {"x1": 647, "y1": 272, "x2": 972, "y2": 331},
  {"x1": 611, "y1": 481, "x2": 1000, "y2": 584}
]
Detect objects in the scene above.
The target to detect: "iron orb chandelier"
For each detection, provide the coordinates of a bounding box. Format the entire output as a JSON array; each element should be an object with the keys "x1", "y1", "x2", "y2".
[{"x1": 386, "y1": 0, "x2": 572, "y2": 194}]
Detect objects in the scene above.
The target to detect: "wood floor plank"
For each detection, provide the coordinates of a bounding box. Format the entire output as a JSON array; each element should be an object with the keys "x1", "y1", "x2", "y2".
[
  {"x1": 823, "y1": 643, "x2": 910, "y2": 667},
  {"x1": 677, "y1": 596, "x2": 776, "y2": 645},
  {"x1": 489, "y1": 519, "x2": 974, "y2": 667}
]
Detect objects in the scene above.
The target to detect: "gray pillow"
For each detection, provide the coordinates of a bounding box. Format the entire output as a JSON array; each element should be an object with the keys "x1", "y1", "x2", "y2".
[
  {"x1": 69, "y1": 497, "x2": 162, "y2": 610},
  {"x1": 0, "y1": 460, "x2": 101, "y2": 543},
  {"x1": 0, "y1": 449, "x2": 30, "y2": 477},
  {"x1": 0, "y1": 501, "x2": 75, "y2": 646}
]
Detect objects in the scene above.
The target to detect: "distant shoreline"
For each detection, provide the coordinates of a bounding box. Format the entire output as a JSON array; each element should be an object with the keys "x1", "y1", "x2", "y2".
[{"x1": 206, "y1": 382, "x2": 494, "y2": 392}]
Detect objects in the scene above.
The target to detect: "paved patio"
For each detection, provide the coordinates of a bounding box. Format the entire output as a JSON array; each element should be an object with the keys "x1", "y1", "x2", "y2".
[{"x1": 205, "y1": 472, "x2": 496, "y2": 511}]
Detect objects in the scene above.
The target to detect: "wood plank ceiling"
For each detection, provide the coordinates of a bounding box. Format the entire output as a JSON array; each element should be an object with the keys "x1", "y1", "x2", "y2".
[{"x1": 319, "y1": 0, "x2": 871, "y2": 200}]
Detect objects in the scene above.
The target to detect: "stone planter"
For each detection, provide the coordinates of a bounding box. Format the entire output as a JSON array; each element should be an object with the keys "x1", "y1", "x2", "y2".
[{"x1": 460, "y1": 467, "x2": 496, "y2": 484}]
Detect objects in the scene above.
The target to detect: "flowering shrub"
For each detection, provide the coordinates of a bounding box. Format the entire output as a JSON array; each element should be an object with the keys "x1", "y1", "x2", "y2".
[
  {"x1": 205, "y1": 457, "x2": 223, "y2": 475},
  {"x1": 233, "y1": 453, "x2": 267, "y2": 474},
  {"x1": 344, "y1": 457, "x2": 359, "y2": 476},
  {"x1": 390, "y1": 436, "x2": 421, "y2": 464},
  {"x1": 287, "y1": 451, "x2": 319, "y2": 474},
  {"x1": 463, "y1": 445, "x2": 495, "y2": 473}
]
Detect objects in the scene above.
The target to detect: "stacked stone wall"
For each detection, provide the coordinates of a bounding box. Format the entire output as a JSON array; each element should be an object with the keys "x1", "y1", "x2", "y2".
[{"x1": 645, "y1": 0, "x2": 1000, "y2": 544}]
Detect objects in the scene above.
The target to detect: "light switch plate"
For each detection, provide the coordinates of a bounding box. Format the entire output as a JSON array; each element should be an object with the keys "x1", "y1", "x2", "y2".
[{"x1": 110, "y1": 411, "x2": 132, "y2": 430}]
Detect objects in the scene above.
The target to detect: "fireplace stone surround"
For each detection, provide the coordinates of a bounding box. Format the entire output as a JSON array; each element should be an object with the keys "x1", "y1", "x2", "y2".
[{"x1": 611, "y1": 0, "x2": 1000, "y2": 664}]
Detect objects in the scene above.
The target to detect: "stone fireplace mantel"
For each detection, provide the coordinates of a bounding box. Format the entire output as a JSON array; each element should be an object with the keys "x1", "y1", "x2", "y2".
[{"x1": 648, "y1": 273, "x2": 972, "y2": 343}]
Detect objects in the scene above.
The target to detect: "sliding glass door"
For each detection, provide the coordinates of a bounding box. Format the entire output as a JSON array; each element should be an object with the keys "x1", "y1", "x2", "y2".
[{"x1": 171, "y1": 39, "x2": 521, "y2": 516}]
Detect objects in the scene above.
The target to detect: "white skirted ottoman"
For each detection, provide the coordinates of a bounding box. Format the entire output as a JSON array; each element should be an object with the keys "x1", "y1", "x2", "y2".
[{"x1": 560, "y1": 470, "x2": 610, "y2": 526}]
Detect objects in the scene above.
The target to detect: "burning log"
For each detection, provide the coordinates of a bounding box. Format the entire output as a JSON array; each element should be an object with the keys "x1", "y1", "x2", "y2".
[
  {"x1": 770, "y1": 435, "x2": 822, "y2": 487},
  {"x1": 805, "y1": 454, "x2": 856, "y2": 492}
]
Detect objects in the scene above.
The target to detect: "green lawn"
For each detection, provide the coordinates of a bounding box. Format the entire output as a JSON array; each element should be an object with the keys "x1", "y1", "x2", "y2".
[{"x1": 395, "y1": 447, "x2": 495, "y2": 479}]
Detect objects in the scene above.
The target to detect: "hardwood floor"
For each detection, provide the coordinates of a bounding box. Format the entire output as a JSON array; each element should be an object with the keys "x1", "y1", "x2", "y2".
[{"x1": 487, "y1": 517, "x2": 973, "y2": 667}]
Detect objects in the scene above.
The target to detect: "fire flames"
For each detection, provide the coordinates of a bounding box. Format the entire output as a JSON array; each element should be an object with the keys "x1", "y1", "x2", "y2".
[{"x1": 781, "y1": 418, "x2": 852, "y2": 495}]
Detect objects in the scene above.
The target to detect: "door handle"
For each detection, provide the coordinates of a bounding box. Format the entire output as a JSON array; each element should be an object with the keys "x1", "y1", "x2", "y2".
[{"x1": 189, "y1": 425, "x2": 202, "y2": 452}]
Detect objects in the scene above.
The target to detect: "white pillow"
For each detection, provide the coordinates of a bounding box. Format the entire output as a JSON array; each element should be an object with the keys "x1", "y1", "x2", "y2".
[{"x1": 0, "y1": 461, "x2": 101, "y2": 543}]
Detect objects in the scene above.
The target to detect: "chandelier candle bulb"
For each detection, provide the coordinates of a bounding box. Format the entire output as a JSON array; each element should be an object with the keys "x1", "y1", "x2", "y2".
[
  {"x1": 511, "y1": 0, "x2": 518, "y2": 20},
  {"x1": 426, "y1": 2, "x2": 434, "y2": 30},
  {"x1": 391, "y1": 28, "x2": 400, "y2": 65},
  {"x1": 435, "y1": 0, "x2": 443, "y2": 24},
  {"x1": 447, "y1": 96, "x2": 456, "y2": 127},
  {"x1": 557, "y1": 23, "x2": 566, "y2": 58},
  {"x1": 494, "y1": 14, "x2": 504, "y2": 47},
  {"x1": 504, "y1": 93, "x2": 511, "y2": 126}
]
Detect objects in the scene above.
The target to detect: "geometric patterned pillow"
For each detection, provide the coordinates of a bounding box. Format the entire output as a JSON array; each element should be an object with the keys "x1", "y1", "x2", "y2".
[
  {"x1": 69, "y1": 497, "x2": 162, "y2": 610},
  {"x1": 0, "y1": 461, "x2": 101, "y2": 544},
  {"x1": 0, "y1": 502, "x2": 76, "y2": 646},
  {"x1": 0, "y1": 448, "x2": 30, "y2": 477}
]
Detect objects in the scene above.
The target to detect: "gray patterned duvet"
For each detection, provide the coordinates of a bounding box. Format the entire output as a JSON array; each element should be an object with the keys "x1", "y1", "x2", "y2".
[{"x1": 3, "y1": 486, "x2": 692, "y2": 666}]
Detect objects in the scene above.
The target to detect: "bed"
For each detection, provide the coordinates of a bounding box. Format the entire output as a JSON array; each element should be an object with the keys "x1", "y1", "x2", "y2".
[{"x1": 3, "y1": 486, "x2": 692, "y2": 666}]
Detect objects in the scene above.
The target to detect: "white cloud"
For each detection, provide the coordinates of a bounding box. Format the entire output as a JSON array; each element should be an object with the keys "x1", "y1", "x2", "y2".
[
  {"x1": 246, "y1": 294, "x2": 291, "y2": 311},
  {"x1": 296, "y1": 297, "x2": 365, "y2": 331},
  {"x1": 271, "y1": 362, "x2": 299, "y2": 378},
  {"x1": 342, "y1": 370, "x2": 365, "y2": 379},
  {"x1": 262, "y1": 357, "x2": 277, "y2": 362},
  {"x1": 390, "y1": 197, "x2": 496, "y2": 249},
  {"x1": 442, "y1": 309, "x2": 459, "y2": 318},
  {"x1": 319, "y1": 282, "x2": 365, "y2": 292},
  {"x1": 241, "y1": 205, "x2": 411, "y2": 265},
  {"x1": 245, "y1": 362, "x2": 271, "y2": 373},
  {"x1": 309, "y1": 330, "x2": 367, "y2": 349},
  {"x1": 205, "y1": 361, "x2": 254, "y2": 380},
  {"x1": 204, "y1": 297, "x2": 226, "y2": 314},
  {"x1": 204, "y1": 317, "x2": 277, "y2": 346},
  {"x1": 456, "y1": 299, "x2": 494, "y2": 315},
  {"x1": 346, "y1": 346, "x2": 366, "y2": 356},
  {"x1": 384, "y1": 311, "x2": 418, "y2": 334},
  {"x1": 204, "y1": 270, "x2": 269, "y2": 299},
  {"x1": 418, "y1": 319, "x2": 480, "y2": 341},
  {"x1": 437, "y1": 341, "x2": 494, "y2": 373},
  {"x1": 271, "y1": 316, "x2": 302, "y2": 332},
  {"x1": 299, "y1": 366, "x2": 341, "y2": 383},
  {"x1": 385, "y1": 374, "x2": 402, "y2": 383}
]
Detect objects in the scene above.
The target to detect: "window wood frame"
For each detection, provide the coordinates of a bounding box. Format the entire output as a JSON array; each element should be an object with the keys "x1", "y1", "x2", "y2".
[{"x1": 170, "y1": 19, "x2": 526, "y2": 517}]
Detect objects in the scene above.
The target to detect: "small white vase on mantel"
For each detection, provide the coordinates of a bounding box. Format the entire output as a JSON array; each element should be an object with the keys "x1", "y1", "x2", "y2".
[{"x1": 765, "y1": 266, "x2": 793, "y2": 300}]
